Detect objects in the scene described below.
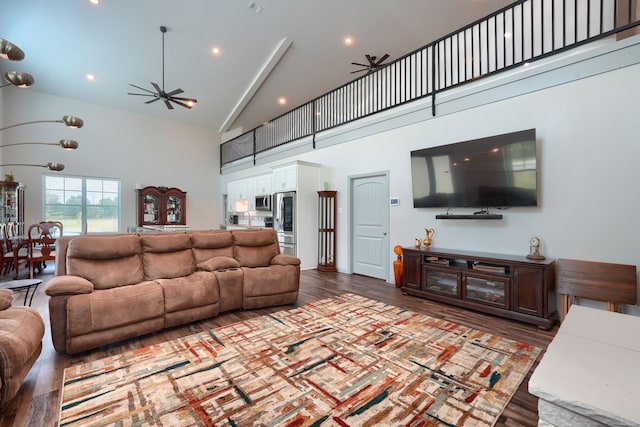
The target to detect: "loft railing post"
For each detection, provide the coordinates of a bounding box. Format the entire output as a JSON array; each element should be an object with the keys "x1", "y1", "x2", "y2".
[
  {"x1": 431, "y1": 43, "x2": 437, "y2": 117},
  {"x1": 312, "y1": 99, "x2": 317, "y2": 149}
]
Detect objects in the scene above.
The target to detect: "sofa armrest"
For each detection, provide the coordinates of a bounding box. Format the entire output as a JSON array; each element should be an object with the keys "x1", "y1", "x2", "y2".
[
  {"x1": 45, "y1": 275, "x2": 94, "y2": 296},
  {"x1": 0, "y1": 289, "x2": 12, "y2": 310},
  {"x1": 270, "y1": 254, "x2": 301, "y2": 266}
]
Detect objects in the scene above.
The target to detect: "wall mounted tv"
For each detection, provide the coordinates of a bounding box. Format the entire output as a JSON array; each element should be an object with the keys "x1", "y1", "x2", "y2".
[{"x1": 411, "y1": 129, "x2": 538, "y2": 209}]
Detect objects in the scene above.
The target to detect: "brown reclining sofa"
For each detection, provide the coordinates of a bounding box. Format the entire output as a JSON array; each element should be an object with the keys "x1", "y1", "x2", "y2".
[{"x1": 45, "y1": 229, "x2": 300, "y2": 354}]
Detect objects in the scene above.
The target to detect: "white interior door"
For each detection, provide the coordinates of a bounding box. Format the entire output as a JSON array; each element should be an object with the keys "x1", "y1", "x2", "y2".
[{"x1": 351, "y1": 174, "x2": 388, "y2": 280}]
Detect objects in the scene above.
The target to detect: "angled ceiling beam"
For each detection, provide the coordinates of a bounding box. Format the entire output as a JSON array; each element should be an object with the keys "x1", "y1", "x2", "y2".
[{"x1": 219, "y1": 37, "x2": 292, "y2": 133}]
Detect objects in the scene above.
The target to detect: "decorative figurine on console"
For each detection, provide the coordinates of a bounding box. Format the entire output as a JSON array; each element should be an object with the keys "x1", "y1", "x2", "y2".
[
  {"x1": 423, "y1": 228, "x2": 435, "y2": 249},
  {"x1": 526, "y1": 236, "x2": 546, "y2": 260},
  {"x1": 414, "y1": 238, "x2": 422, "y2": 248}
]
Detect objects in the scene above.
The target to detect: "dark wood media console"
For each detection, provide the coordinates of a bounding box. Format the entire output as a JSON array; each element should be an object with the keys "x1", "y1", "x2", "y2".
[{"x1": 402, "y1": 247, "x2": 556, "y2": 329}]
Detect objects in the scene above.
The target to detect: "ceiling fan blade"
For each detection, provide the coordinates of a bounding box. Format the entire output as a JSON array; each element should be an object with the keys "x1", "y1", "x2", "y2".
[
  {"x1": 164, "y1": 99, "x2": 174, "y2": 110},
  {"x1": 151, "y1": 82, "x2": 163, "y2": 94},
  {"x1": 351, "y1": 62, "x2": 368, "y2": 67},
  {"x1": 145, "y1": 97, "x2": 161, "y2": 104},
  {"x1": 350, "y1": 69, "x2": 368, "y2": 74},
  {"x1": 127, "y1": 92, "x2": 156, "y2": 97},
  {"x1": 170, "y1": 95, "x2": 197, "y2": 102},
  {"x1": 365, "y1": 54, "x2": 374, "y2": 65},
  {"x1": 375, "y1": 54, "x2": 390, "y2": 65},
  {"x1": 165, "y1": 88, "x2": 184, "y2": 97},
  {"x1": 129, "y1": 84, "x2": 156, "y2": 94},
  {"x1": 169, "y1": 98, "x2": 194, "y2": 109}
]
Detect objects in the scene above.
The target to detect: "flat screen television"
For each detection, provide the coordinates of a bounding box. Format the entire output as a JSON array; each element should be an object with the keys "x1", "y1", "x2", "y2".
[{"x1": 411, "y1": 129, "x2": 538, "y2": 208}]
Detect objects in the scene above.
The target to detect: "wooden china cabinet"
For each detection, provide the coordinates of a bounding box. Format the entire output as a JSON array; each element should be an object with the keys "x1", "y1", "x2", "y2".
[{"x1": 136, "y1": 186, "x2": 187, "y2": 226}]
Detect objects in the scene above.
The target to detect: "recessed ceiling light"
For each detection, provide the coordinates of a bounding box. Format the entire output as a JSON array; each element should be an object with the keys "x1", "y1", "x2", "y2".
[
  {"x1": 86, "y1": 73, "x2": 96, "y2": 81},
  {"x1": 343, "y1": 36, "x2": 354, "y2": 46},
  {"x1": 212, "y1": 47, "x2": 221, "y2": 56},
  {"x1": 89, "y1": 0, "x2": 100, "y2": 5},
  {"x1": 278, "y1": 97, "x2": 287, "y2": 105}
]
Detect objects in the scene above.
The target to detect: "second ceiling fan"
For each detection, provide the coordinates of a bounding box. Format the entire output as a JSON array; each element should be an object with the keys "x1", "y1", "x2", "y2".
[
  {"x1": 128, "y1": 26, "x2": 197, "y2": 110},
  {"x1": 351, "y1": 54, "x2": 390, "y2": 74}
]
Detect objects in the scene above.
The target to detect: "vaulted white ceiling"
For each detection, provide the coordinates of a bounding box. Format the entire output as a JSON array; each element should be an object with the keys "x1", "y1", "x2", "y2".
[{"x1": 0, "y1": 0, "x2": 515, "y2": 134}]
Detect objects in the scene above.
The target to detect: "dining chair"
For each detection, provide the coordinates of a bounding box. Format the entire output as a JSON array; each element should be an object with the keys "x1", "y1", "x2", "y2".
[
  {"x1": 27, "y1": 222, "x2": 62, "y2": 279},
  {"x1": 0, "y1": 223, "x2": 9, "y2": 276},
  {"x1": 3, "y1": 221, "x2": 29, "y2": 278}
]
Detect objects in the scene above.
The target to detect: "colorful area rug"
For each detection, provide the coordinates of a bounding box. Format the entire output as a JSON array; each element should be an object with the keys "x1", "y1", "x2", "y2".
[{"x1": 59, "y1": 293, "x2": 541, "y2": 426}]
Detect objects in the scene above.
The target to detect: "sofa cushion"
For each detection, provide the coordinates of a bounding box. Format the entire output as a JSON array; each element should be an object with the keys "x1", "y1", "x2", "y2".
[
  {"x1": 242, "y1": 265, "x2": 299, "y2": 297},
  {"x1": 157, "y1": 271, "x2": 219, "y2": 313},
  {"x1": 141, "y1": 234, "x2": 196, "y2": 280},
  {"x1": 232, "y1": 230, "x2": 279, "y2": 267},
  {"x1": 197, "y1": 256, "x2": 240, "y2": 271},
  {"x1": 66, "y1": 281, "x2": 164, "y2": 336},
  {"x1": 191, "y1": 231, "x2": 234, "y2": 263},
  {"x1": 66, "y1": 235, "x2": 144, "y2": 290}
]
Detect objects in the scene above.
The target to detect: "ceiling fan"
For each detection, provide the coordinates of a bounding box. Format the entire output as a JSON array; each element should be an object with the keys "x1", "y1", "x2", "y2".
[
  {"x1": 128, "y1": 26, "x2": 197, "y2": 110},
  {"x1": 351, "y1": 54, "x2": 390, "y2": 74}
]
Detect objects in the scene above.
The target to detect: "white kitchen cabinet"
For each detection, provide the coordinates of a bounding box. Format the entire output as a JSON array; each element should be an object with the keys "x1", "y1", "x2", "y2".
[
  {"x1": 272, "y1": 164, "x2": 297, "y2": 192},
  {"x1": 254, "y1": 173, "x2": 272, "y2": 195}
]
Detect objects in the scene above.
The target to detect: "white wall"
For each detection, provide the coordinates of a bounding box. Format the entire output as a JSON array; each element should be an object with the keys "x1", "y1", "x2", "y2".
[
  {"x1": 0, "y1": 90, "x2": 220, "y2": 230},
  {"x1": 317, "y1": 64, "x2": 640, "y2": 315}
]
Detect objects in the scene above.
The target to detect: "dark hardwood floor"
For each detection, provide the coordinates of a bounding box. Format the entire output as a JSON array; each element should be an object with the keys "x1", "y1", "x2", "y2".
[{"x1": 0, "y1": 267, "x2": 558, "y2": 426}]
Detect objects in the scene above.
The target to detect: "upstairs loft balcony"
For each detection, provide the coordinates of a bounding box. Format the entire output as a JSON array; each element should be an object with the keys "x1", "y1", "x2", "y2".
[{"x1": 220, "y1": 0, "x2": 639, "y2": 172}]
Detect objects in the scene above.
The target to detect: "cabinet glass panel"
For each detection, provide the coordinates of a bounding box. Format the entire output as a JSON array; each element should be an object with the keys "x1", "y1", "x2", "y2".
[
  {"x1": 143, "y1": 194, "x2": 159, "y2": 224},
  {"x1": 425, "y1": 269, "x2": 459, "y2": 295},
  {"x1": 166, "y1": 195, "x2": 181, "y2": 224},
  {"x1": 465, "y1": 276, "x2": 506, "y2": 306}
]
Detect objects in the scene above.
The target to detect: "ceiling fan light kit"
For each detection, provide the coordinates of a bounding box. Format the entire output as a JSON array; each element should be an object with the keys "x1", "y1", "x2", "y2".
[{"x1": 128, "y1": 25, "x2": 198, "y2": 110}]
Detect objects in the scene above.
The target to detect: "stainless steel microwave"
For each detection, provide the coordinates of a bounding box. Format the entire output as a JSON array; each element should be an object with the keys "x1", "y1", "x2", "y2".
[{"x1": 255, "y1": 194, "x2": 272, "y2": 211}]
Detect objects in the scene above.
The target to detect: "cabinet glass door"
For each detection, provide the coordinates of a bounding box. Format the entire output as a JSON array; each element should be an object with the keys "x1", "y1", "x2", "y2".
[
  {"x1": 166, "y1": 195, "x2": 182, "y2": 224},
  {"x1": 464, "y1": 275, "x2": 509, "y2": 308},
  {"x1": 143, "y1": 194, "x2": 159, "y2": 224},
  {"x1": 423, "y1": 267, "x2": 459, "y2": 296}
]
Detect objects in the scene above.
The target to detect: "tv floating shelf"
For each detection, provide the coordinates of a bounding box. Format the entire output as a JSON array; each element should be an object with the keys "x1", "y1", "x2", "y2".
[{"x1": 436, "y1": 214, "x2": 503, "y2": 220}]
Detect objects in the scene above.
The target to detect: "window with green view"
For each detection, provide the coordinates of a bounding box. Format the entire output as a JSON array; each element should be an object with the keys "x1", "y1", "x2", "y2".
[{"x1": 43, "y1": 175, "x2": 120, "y2": 234}]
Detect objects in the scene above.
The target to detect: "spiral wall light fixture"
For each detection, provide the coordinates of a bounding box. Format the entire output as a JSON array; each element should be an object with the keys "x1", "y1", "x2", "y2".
[
  {"x1": 0, "y1": 163, "x2": 65, "y2": 171},
  {"x1": 0, "y1": 115, "x2": 84, "y2": 131},
  {"x1": 0, "y1": 38, "x2": 25, "y2": 61},
  {"x1": 1, "y1": 71, "x2": 35, "y2": 88},
  {"x1": 0, "y1": 37, "x2": 81, "y2": 172},
  {"x1": 0, "y1": 139, "x2": 79, "y2": 150}
]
